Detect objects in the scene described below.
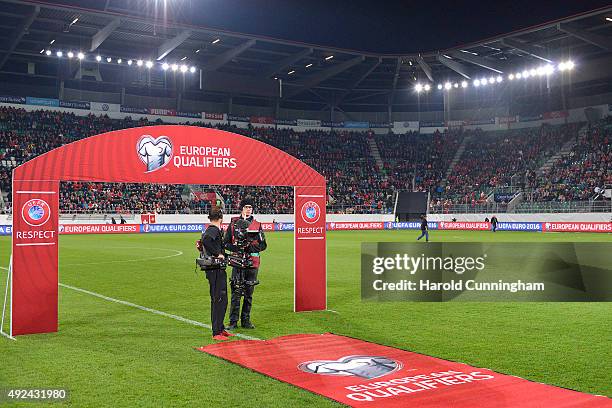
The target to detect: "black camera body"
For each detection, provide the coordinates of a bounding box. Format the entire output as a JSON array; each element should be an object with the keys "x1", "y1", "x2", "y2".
[
  {"x1": 228, "y1": 218, "x2": 257, "y2": 269},
  {"x1": 228, "y1": 252, "x2": 254, "y2": 268},
  {"x1": 195, "y1": 254, "x2": 227, "y2": 270}
]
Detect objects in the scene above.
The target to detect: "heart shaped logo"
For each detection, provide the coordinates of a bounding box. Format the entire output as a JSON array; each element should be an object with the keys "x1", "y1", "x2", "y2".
[
  {"x1": 298, "y1": 355, "x2": 402, "y2": 379},
  {"x1": 137, "y1": 135, "x2": 173, "y2": 172}
]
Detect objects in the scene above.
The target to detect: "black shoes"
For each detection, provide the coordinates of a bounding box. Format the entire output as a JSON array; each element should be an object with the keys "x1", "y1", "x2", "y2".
[
  {"x1": 241, "y1": 321, "x2": 255, "y2": 329},
  {"x1": 226, "y1": 321, "x2": 255, "y2": 330}
]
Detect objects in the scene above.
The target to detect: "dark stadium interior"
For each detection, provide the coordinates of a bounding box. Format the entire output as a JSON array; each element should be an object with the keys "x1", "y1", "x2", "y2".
[{"x1": 0, "y1": 0, "x2": 610, "y2": 216}]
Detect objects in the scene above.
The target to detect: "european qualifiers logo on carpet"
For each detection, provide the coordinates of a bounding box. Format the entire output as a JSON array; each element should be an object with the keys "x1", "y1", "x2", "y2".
[
  {"x1": 298, "y1": 356, "x2": 402, "y2": 379},
  {"x1": 137, "y1": 135, "x2": 173, "y2": 172},
  {"x1": 199, "y1": 333, "x2": 611, "y2": 407},
  {"x1": 21, "y1": 198, "x2": 51, "y2": 227}
]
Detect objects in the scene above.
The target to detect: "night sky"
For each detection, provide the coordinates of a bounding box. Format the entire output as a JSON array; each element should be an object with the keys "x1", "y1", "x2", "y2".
[{"x1": 61, "y1": 0, "x2": 611, "y2": 53}]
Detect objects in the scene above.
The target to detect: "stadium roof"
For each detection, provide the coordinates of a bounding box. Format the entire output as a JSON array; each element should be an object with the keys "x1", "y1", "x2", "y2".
[{"x1": 0, "y1": 0, "x2": 611, "y2": 111}]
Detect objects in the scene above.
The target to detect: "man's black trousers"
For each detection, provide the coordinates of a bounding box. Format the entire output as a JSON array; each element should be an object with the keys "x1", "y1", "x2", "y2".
[
  {"x1": 205, "y1": 268, "x2": 228, "y2": 336},
  {"x1": 229, "y1": 267, "x2": 258, "y2": 324}
]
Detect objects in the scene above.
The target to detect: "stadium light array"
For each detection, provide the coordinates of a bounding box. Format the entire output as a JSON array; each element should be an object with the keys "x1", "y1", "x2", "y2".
[
  {"x1": 41, "y1": 48, "x2": 570, "y2": 82},
  {"x1": 432, "y1": 59, "x2": 575, "y2": 92},
  {"x1": 43, "y1": 48, "x2": 200, "y2": 73}
]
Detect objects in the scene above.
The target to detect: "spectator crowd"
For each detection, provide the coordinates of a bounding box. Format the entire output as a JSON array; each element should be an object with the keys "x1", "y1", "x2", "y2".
[{"x1": 1, "y1": 106, "x2": 609, "y2": 215}]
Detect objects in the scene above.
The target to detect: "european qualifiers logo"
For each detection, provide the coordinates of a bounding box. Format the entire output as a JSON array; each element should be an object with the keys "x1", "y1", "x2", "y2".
[
  {"x1": 298, "y1": 355, "x2": 402, "y2": 379},
  {"x1": 300, "y1": 201, "x2": 321, "y2": 224},
  {"x1": 21, "y1": 198, "x2": 51, "y2": 227},
  {"x1": 137, "y1": 135, "x2": 173, "y2": 172}
]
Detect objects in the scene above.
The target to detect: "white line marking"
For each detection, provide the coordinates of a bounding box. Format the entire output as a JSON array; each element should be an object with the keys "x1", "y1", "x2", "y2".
[
  {"x1": 15, "y1": 242, "x2": 56, "y2": 247},
  {"x1": 1, "y1": 266, "x2": 259, "y2": 341},
  {"x1": 61, "y1": 247, "x2": 184, "y2": 267},
  {"x1": 16, "y1": 191, "x2": 57, "y2": 194},
  {"x1": 0, "y1": 266, "x2": 13, "y2": 341},
  {"x1": 59, "y1": 283, "x2": 260, "y2": 340},
  {"x1": 297, "y1": 195, "x2": 324, "y2": 198},
  {"x1": 0, "y1": 330, "x2": 15, "y2": 341}
]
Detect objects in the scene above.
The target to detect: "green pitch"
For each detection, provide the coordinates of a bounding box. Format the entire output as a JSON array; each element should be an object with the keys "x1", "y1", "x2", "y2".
[{"x1": 1, "y1": 230, "x2": 611, "y2": 407}]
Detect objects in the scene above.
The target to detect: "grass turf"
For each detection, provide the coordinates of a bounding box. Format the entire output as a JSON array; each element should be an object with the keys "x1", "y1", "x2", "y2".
[{"x1": 0, "y1": 230, "x2": 611, "y2": 407}]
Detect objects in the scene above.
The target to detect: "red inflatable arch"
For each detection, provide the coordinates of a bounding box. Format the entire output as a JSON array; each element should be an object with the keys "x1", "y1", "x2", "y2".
[{"x1": 10, "y1": 125, "x2": 326, "y2": 336}]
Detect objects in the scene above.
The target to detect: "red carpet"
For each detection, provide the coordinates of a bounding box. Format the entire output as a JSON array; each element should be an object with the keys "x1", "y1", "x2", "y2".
[{"x1": 197, "y1": 333, "x2": 611, "y2": 407}]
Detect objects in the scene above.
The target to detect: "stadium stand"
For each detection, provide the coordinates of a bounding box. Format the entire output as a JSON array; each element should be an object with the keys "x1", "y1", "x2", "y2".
[{"x1": 0, "y1": 106, "x2": 610, "y2": 215}]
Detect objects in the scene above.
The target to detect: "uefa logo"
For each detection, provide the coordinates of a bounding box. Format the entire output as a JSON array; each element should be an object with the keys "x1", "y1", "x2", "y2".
[
  {"x1": 300, "y1": 201, "x2": 320, "y2": 224},
  {"x1": 298, "y1": 355, "x2": 401, "y2": 379},
  {"x1": 21, "y1": 198, "x2": 51, "y2": 227},
  {"x1": 137, "y1": 135, "x2": 173, "y2": 172}
]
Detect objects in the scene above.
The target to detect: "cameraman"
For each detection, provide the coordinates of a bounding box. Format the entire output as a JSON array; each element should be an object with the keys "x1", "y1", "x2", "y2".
[
  {"x1": 199, "y1": 208, "x2": 232, "y2": 341},
  {"x1": 224, "y1": 198, "x2": 267, "y2": 330}
]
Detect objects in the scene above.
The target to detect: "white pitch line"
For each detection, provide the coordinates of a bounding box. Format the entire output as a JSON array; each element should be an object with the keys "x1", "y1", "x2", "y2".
[
  {"x1": 58, "y1": 283, "x2": 260, "y2": 340},
  {"x1": 0, "y1": 266, "x2": 14, "y2": 341},
  {"x1": 0, "y1": 266, "x2": 260, "y2": 341},
  {"x1": 60, "y1": 247, "x2": 184, "y2": 267}
]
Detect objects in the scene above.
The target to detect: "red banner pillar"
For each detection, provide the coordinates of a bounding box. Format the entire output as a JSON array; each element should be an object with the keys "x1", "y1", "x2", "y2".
[
  {"x1": 11, "y1": 179, "x2": 59, "y2": 336},
  {"x1": 294, "y1": 185, "x2": 326, "y2": 312}
]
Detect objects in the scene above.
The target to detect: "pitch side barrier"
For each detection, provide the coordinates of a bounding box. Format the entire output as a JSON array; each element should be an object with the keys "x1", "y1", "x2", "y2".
[{"x1": 1, "y1": 221, "x2": 610, "y2": 236}]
